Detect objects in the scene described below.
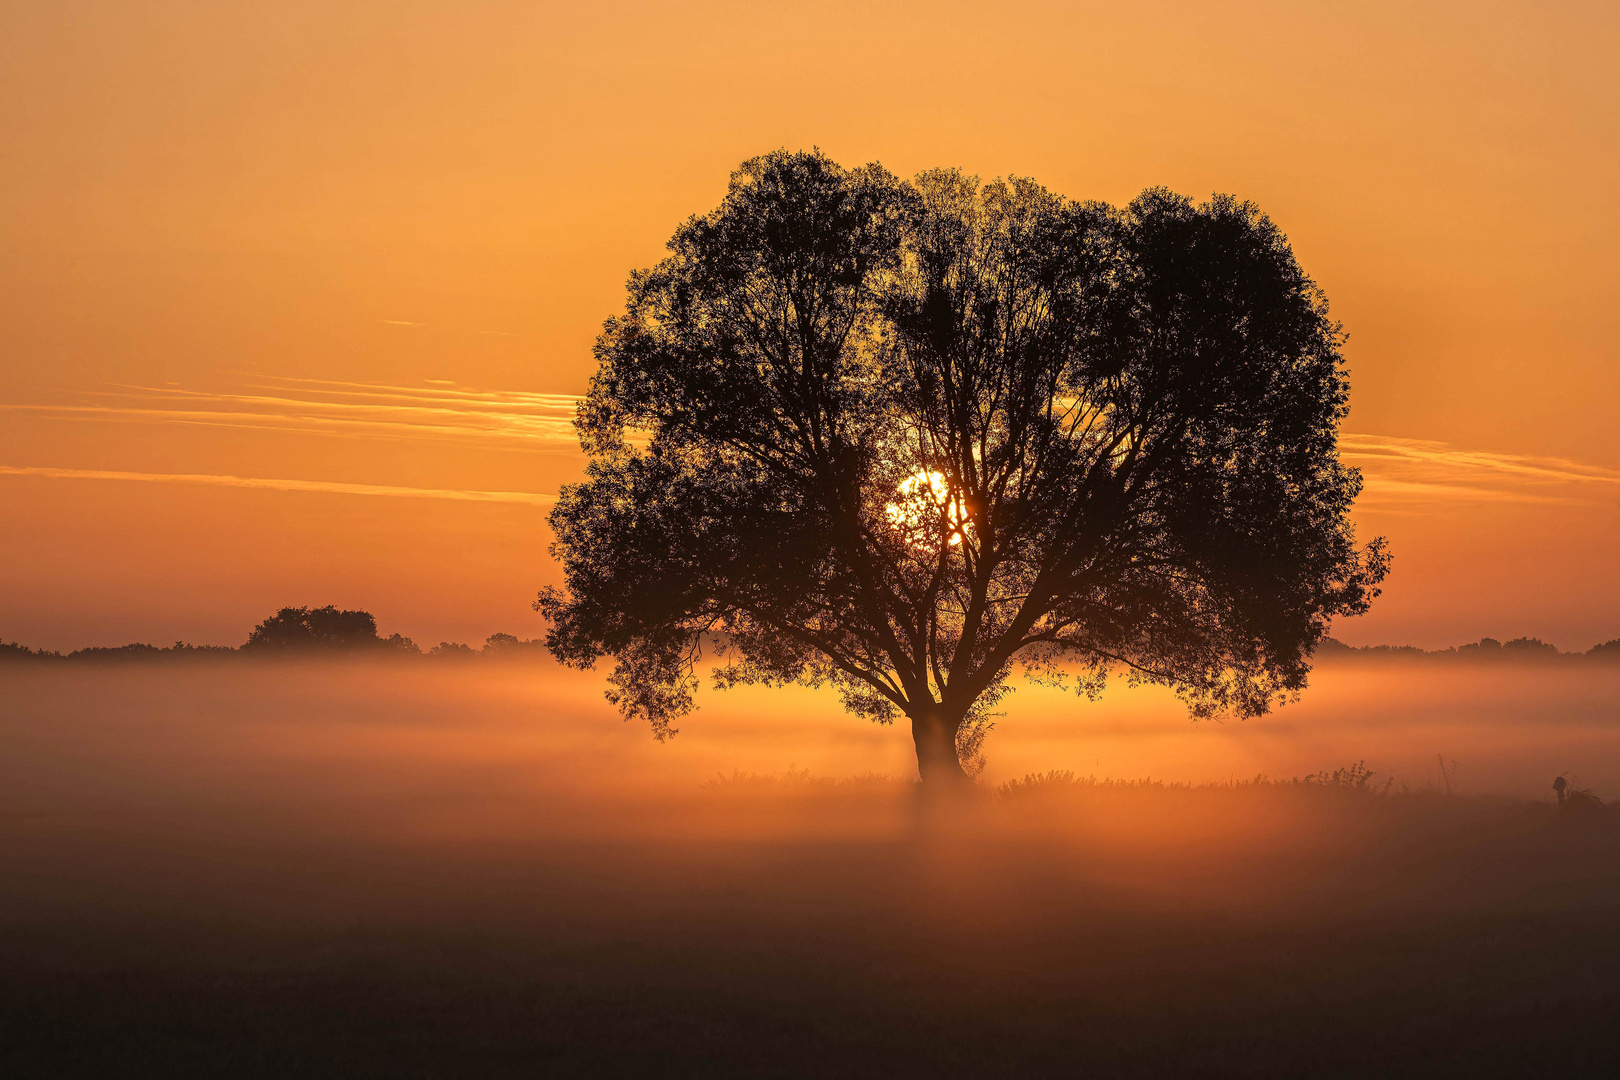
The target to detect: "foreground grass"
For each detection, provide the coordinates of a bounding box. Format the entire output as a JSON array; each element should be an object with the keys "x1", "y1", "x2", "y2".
[{"x1": 3, "y1": 776, "x2": 1616, "y2": 1079}]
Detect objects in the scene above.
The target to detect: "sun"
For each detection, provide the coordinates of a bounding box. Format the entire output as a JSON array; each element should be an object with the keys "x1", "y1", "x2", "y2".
[{"x1": 884, "y1": 469, "x2": 968, "y2": 546}]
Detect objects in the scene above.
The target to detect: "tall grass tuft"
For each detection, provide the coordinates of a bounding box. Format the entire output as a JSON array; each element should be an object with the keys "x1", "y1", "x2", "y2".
[{"x1": 996, "y1": 762, "x2": 1395, "y2": 800}]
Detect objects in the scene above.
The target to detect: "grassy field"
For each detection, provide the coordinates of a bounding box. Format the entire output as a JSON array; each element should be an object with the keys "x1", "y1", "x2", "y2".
[{"x1": 2, "y1": 661, "x2": 1618, "y2": 1077}]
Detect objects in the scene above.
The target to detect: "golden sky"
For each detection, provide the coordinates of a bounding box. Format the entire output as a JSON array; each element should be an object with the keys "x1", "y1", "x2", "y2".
[{"x1": 2, "y1": 0, "x2": 1617, "y2": 652}]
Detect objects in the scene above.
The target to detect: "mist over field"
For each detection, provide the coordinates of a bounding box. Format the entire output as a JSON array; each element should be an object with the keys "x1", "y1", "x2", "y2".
[
  {"x1": 7, "y1": 657, "x2": 1618, "y2": 840},
  {"x1": 6, "y1": 0, "x2": 1619, "y2": 1071},
  {"x1": 3, "y1": 658, "x2": 1619, "y2": 1076}
]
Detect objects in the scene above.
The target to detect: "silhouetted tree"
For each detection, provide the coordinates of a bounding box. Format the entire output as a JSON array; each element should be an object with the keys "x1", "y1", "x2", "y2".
[
  {"x1": 1457, "y1": 636, "x2": 1504, "y2": 656},
  {"x1": 483, "y1": 632, "x2": 544, "y2": 654},
  {"x1": 539, "y1": 150, "x2": 1388, "y2": 786},
  {"x1": 243, "y1": 605, "x2": 402, "y2": 652},
  {"x1": 384, "y1": 633, "x2": 421, "y2": 654},
  {"x1": 1502, "y1": 636, "x2": 1560, "y2": 658}
]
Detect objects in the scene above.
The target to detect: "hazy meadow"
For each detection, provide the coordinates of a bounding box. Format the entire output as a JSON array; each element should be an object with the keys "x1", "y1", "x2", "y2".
[{"x1": 3, "y1": 656, "x2": 1618, "y2": 1076}]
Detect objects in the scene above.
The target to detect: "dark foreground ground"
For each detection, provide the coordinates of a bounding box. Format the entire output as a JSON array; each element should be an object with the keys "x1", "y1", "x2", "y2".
[
  {"x1": 2, "y1": 663, "x2": 1619, "y2": 1077},
  {"x1": 3, "y1": 795, "x2": 1619, "y2": 1078}
]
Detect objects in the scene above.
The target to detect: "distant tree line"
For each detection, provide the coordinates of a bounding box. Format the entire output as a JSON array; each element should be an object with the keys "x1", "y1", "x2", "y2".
[
  {"x1": 2, "y1": 614, "x2": 1615, "y2": 665},
  {"x1": 0, "y1": 605, "x2": 549, "y2": 663},
  {"x1": 1317, "y1": 636, "x2": 1620, "y2": 663}
]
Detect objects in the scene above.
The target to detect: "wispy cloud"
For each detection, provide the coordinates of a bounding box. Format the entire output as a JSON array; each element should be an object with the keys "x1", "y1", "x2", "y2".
[
  {"x1": 1344, "y1": 433, "x2": 1620, "y2": 507},
  {"x1": 9, "y1": 375, "x2": 1615, "y2": 514},
  {"x1": 379, "y1": 319, "x2": 426, "y2": 327},
  {"x1": 0, "y1": 465, "x2": 553, "y2": 505},
  {"x1": 3, "y1": 376, "x2": 583, "y2": 449}
]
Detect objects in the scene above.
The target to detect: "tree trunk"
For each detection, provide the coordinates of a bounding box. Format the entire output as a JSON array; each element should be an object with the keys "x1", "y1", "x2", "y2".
[{"x1": 910, "y1": 706, "x2": 970, "y2": 788}]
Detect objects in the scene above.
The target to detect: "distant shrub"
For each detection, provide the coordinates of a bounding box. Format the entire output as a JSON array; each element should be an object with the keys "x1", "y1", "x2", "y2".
[
  {"x1": 1590, "y1": 639, "x2": 1620, "y2": 661},
  {"x1": 167, "y1": 641, "x2": 236, "y2": 655},
  {"x1": 1503, "y1": 637, "x2": 1560, "y2": 657},
  {"x1": 1563, "y1": 787, "x2": 1605, "y2": 813},
  {"x1": 428, "y1": 641, "x2": 475, "y2": 657},
  {"x1": 1000, "y1": 770, "x2": 1083, "y2": 797},
  {"x1": 1457, "y1": 637, "x2": 1559, "y2": 660},
  {"x1": 384, "y1": 633, "x2": 420, "y2": 654},
  {"x1": 1292, "y1": 761, "x2": 1387, "y2": 790},
  {"x1": 482, "y1": 632, "x2": 547, "y2": 655}
]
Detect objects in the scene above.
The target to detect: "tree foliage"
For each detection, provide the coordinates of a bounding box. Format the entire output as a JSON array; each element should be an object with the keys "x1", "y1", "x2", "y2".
[
  {"x1": 539, "y1": 150, "x2": 1388, "y2": 784},
  {"x1": 242, "y1": 605, "x2": 413, "y2": 652}
]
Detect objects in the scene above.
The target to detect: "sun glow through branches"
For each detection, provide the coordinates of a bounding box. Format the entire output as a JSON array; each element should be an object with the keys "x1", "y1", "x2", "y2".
[{"x1": 885, "y1": 469, "x2": 968, "y2": 547}]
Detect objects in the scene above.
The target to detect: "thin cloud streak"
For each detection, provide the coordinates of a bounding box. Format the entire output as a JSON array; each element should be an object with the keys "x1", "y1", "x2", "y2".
[
  {"x1": 3, "y1": 377, "x2": 582, "y2": 448},
  {"x1": 1352, "y1": 479, "x2": 1579, "y2": 507},
  {"x1": 0, "y1": 403, "x2": 574, "y2": 446},
  {"x1": 9, "y1": 376, "x2": 1616, "y2": 510},
  {"x1": 1344, "y1": 433, "x2": 1620, "y2": 507},
  {"x1": 0, "y1": 465, "x2": 554, "y2": 505}
]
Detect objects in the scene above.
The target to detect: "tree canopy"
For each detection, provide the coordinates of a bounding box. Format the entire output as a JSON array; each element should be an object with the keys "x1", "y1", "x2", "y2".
[
  {"x1": 539, "y1": 150, "x2": 1388, "y2": 785},
  {"x1": 242, "y1": 605, "x2": 413, "y2": 652}
]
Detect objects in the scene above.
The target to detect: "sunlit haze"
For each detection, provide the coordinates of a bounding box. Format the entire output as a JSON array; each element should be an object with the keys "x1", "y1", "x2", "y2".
[
  {"x1": 3, "y1": 1, "x2": 1618, "y2": 653},
  {"x1": 5, "y1": 7, "x2": 1620, "y2": 1073}
]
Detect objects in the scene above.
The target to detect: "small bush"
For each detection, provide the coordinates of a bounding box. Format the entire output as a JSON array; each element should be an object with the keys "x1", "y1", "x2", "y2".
[
  {"x1": 1292, "y1": 761, "x2": 1391, "y2": 792},
  {"x1": 428, "y1": 641, "x2": 476, "y2": 657}
]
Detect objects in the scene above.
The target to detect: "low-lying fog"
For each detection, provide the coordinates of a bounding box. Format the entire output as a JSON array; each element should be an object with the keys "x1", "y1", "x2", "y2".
[
  {"x1": 5, "y1": 658, "x2": 1615, "y2": 839},
  {"x1": 3, "y1": 658, "x2": 1618, "y2": 1076},
  {"x1": 3, "y1": 656, "x2": 1617, "y2": 925}
]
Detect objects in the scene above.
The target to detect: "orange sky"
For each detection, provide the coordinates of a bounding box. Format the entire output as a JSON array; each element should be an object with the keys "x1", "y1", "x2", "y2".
[{"x1": 3, "y1": 0, "x2": 1618, "y2": 653}]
